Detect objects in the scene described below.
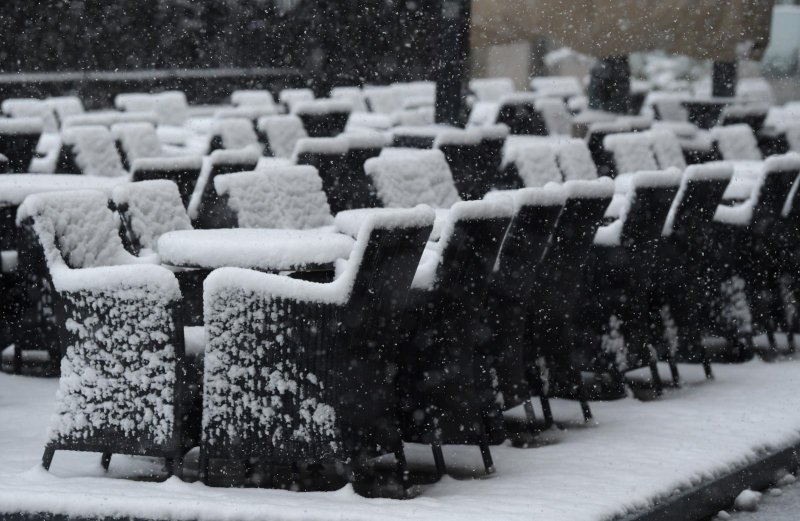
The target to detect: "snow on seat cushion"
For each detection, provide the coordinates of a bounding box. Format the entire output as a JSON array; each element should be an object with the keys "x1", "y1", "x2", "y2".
[
  {"x1": 112, "y1": 180, "x2": 193, "y2": 252},
  {"x1": 257, "y1": 115, "x2": 308, "y2": 159},
  {"x1": 61, "y1": 125, "x2": 127, "y2": 177},
  {"x1": 603, "y1": 132, "x2": 659, "y2": 175},
  {"x1": 364, "y1": 149, "x2": 461, "y2": 208},
  {"x1": 711, "y1": 124, "x2": 762, "y2": 161},
  {"x1": 111, "y1": 122, "x2": 163, "y2": 163},
  {"x1": 506, "y1": 144, "x2": 563, "y2": 187},
  {"x1": 213, "y1": 166, "x2": 334, "y2": 229}
]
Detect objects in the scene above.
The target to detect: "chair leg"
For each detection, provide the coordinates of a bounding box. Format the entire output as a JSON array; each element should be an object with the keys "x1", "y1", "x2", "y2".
[
  {"x1": 164, "y1": 457, "x2": 174, "y2": 477},
  {"x1": 523, "y1": 399, "x2": 537, "y2": 426},
  {"x1": 198, "y1": 452, "x2": 209, "y2": 484},
  {"x1": 171, "y1": 455, "x2": 184, "y2": 480},
  {"x1": 701, "y1": 349, "x2": 714, "y2": 380},
  {"x1": 648, "y1": 359, "x2": 664, "y2": 397},
  {"x1": 101, "y1": 452, "x2": 112, "y2": 471},
  {"x1": 394, "y1": 449, "x2": 409, "y2": 490},
  {"x1": 431, "y1": 442, "x2": 446, "y2": 479},
  {"x1": 575, "y1": 370, "x2": 593, "y2": 422},
  {"x1": 478, "y1": 441, "x2": 495, "y2": 475},
  {"x1": 42, "y1": 446, "x2": 55, "y2": 471},
  {"x1": 13, "y1": 343, "x2": 22, "y2": 375},
  {"x1": 539, "y1": 395, "x2": 554, "y2": 428},
  {"x1": 668, "y1": 358, "x2": 681, "y2": 387}
]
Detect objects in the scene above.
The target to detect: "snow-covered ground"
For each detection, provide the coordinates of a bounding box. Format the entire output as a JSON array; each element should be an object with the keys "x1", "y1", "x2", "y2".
[{"x1": 2, "y1": 358, "x2": 800, "y2": 521}]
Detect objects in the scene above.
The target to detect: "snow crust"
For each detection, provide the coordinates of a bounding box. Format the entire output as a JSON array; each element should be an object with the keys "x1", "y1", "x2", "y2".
[
  {"x1": 257, "y1": 115, "x2": 308, "y2": 159},
  {"x1": 563, "y1": 177, "x2": 615, "y2": 200},
  {"x1": 364, "y1": 149, "x2": 461, "y2": 208},
  {"x1": 213, "y1": 166, "x2": 333, "y2": 229},
  {"x1": 60, "y1": 126, "x2": 127, "y2": 177},
  {"x1": 112, "y1": 181, "x2": 193, "y2": 252}
]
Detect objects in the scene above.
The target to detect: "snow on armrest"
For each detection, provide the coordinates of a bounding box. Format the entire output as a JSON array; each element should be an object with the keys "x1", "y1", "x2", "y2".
[
  {"x1": 594, "y1": 219, "x2": 623, "y2": 246},
  {"x1": 51, "y1": 262, "x2": 181, "y2": 295},
  {"x1": 563, "y1": 176, "x2": 615, "y2": 200},
  {"x1": 291, "y1": 136, "x2": 348, "y2": 162}
]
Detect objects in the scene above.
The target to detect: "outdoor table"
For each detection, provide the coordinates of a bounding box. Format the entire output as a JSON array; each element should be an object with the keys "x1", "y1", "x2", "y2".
[{"x1": 157, "y1": 228, "x2": 355, "y2": 272}]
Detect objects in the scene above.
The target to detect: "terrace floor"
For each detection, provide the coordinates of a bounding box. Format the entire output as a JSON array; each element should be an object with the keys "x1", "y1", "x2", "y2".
[{"x1": 1, "y1": 355, "x2": 799, "y2": 521}]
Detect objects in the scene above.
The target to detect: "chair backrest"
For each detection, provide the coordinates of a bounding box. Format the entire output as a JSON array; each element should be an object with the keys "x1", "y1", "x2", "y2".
[
  {"x1": 231, "y1": 89, "x2": 277, "y2": 108},
  {"x1": 17, "y1": 190, "x2": 135, "y2": 270},
  {"x1": 111, "y1": 122, "x2": 163, "y2": 170},
  {"x1": 210, "y1": 117, "x2": 260, "y2": 152},
  {"x1": 331, "y1": 86, "x2": 369, "y2": 113},
  {"x1": 506, "y1": 144, "x2": 563, "y2": 187},
  {"x1": 115, "y1": 92, "x2": 157, "y2": 113},
  {"x1": 278, "y1": 88, "x2": 314, "y2": 111},
  {"x1": 665, "y1": 164, "x2": 733, "y2": 238},
  {"x1": 720, "y1": 103, "x2": 768, "y2": 134},
  {"x1": 469, "y1": 77, "x2": 515, "y2": 102},
  {"x1": 472, "y1": 124, "x2": 510, "y2": 192},
  {"x1": 292, "y1": 99, "x2": 352, "y2": 137},
  {"x1": 292, "y1": 136, "x2": 349, "y2": 207},
  {"x1": 530, "y1": 76, "x2": 583, "y2": 99},
  {"x1": 586, "y1": 120, "x2": 631, "y2": 177},
  {"x1": 645, "y1": 92, "x2": 689, "y2": 122},
  {"x1": 497, "y1": 93, "x2": 548, "y2": 135},
  {"x1": 619, "y1": 169, "x2": 682, "y2": 246},
  {"x1": 603, "y1": 132, "x2": 659, "y2": 176},
  {"x1": 187, "y1": 147, "x2": 261, "y2": 229},
  {"x1": 711, "y1": 124, "x2": 762, "y2": 161},
  {"x1": 365, "y1": 149, "x2": 461, "y2": 208},
  {"x1": 59, "y1": 125, "x2": 127, "y2": 177},
  {"x1": 130, "y1": 156, "x2": 203, "y2": 208},
  {"x1": 750, "y1": 154, "x2": 800, "y2": 230},
  {"x1": 256, "y1": 115, "x2": 308, "y2": 158},
  {"x1": 44, "y1": 96, "x2": 84, "y2": 127},
  {"x1": 534, "y1": 97, "x2": 572, "y2": 136},
  {"x1": 335, "y1": 133, "x2": 384, "y2": 211},
  {"x1": 214, "y1": 166, "x2": 333, "y2": 229},
  {"x1": 556, "y1": 138, "x2": 598, "y2": 181},
  {"x1": 154, "y1": 91, "x2": 188, "y2": 126},
  {"x1": 434, "y1": 128, "x2": 485, "y2": 200},
  {"x1": 647, "y1": 129, "x2": 687, "y2": 170},
  {"x1": 493, "y1": 187, "x2": 565, "y2": 284},
  {"x1": 112, "y1": 180, "x2": 192, "y2": 255},
  {"x1": 0, "y1": 117, "x2": 43, "y2": 173}
]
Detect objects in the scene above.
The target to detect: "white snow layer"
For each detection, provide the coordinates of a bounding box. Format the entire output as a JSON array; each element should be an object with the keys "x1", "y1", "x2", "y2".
[
  {"x1": 0, "y1": 174, "x2": 126, "y2": 206},
  {"x1": 60, "y1": 126, "x2": 127, "y2": 178},
  {"x1": 212, "y1": 118, "x2": 260, "y2": 150},
  {"x1": 603, "y1": 133, "x2": 659, "y2": 175},
  {"x1": 506, "y1": 145, "x2": 563, "y2": 187},
  {"x1": 711, "y1": 124, "x2": 762, "y2": 161},
  {"x1": 3, "y1": 359, "x2": 800, "y2": 520},
  {"x1": 213, "y1": 166, "x2": 334, "y2": 229},
  {"x1": 257, "y1": 115, "x2": 309, "y2": 159},
  {"x1": 112, "y1": 180, "x2": 193, "y2": 252},
  {"x1": 364, "y1": 149, "x2": 461, "y2": 209},
  {"x1": 111, "y1": 122, "x2": 163, "y2": 162},
  {"x1": 231, "y1": 90, "x2": 277, "y2": 108}
]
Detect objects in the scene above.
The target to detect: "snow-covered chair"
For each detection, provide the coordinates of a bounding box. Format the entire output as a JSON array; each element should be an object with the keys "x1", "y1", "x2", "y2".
[
  {"x1": 713, "y1": 154, "x2": 800, "y2": 357},
  {"x1": 292, "y1": 99, "x2": 352, "y2": 137},
  {"x1": 278, "y1": 87, "x2": 314, "y2": 112},
  {"x1": 481, "y1": 186, "x2": 565, "y2": 432},
  {"x1": 473, "y1": 124, "x2": 514, "y2": 191},
  {"x1": 44, "y1": 96, "x2": 84, "y2": 127},
  {"x1": 213, "y1": 166, "x2": 333, "y2": 229},
  {"x1": 331, "y1": 86, "x2": 369, "y2": 113},
  {"x1": 336, "y1": 133, "x2": 385, "y2": 212},
  {"x1": 187, "y1": 147, "x2": 261, "y2": 229},
  {"x1": 647, "y1": 129, "x2": 687, "y2": 170},
  {"x1": 130, "y1": 156, "x2": 204, "y2": 208},
  {"x1": 0, "y1": 117, "x2": 43, "y2": 173},
  {"x1": 603, "y1": 132, "x2": 660, "y2": 176},
  {"x1": 534, "y1": 97, "x2": 573, "y2": 136},
  {"x1": 682, "y1": 99, "x2": 729, "y2": 130},
  {"x1": 208, "y1": 117, "x2": 261, "y2": 153},
  {"x1": 397, "y1": 199, "x2": 513, "y2": 477},
  {"x1": 256, "y1": 115, "x2": 308, "y2": 159},
  {"x1": 363, "y1": 85, "x2": 402, "y2": 114},
  {"x1": 503, "y1": 144, "x2": 563, "y2": 188},
  {"x1": 720, "y1": 103, "x2": 769, "y2": 134},
  {"x1": 557, "y1": 138, "x2": 599, "y2": 181},
  {"x1": 496, "y1": 93, "x2": 549, "y2": 135},
  {"x1": 586, "y1": 121, "x2": 634, "y2": 177},
  {"x1": 111, "y1": 122, "x2": 164, "y2": 169},
  {"x1": 231, "y1": 89, "x2": 278, "y2": 109},
  {"x1": 644, "y1": 92, "x2": 689, "y2": 122},
  {"x1": 364, "y1": 149, "x2": 461, "y2": 208},
  {"x1": 1, "y1": 99, "x2": 58, "y2": 132},
  {"x1": 662, "y1": 164, "x2": 735, "y2": 372},
  {"x1": 201, "y1": 205, "x2": 435, "y2": 494},
  {"x1": 292, "y1": 137, "x2": 349, "y2": 211},
  {"x1": 711, "y1": 124, "x2": 763, "y2": 162},
  {"x1": 56, "y1": 125, "x2": 127, "y2": 177},
  {"x1": 20, "y1": 191, "x2": 186, "y2": 476},
  {"x1": 469, "y1": 78, "x2": 515, "y2": 103},
  {"x1": 529, "y1": 178, "x2": 615, "y2": 421}
]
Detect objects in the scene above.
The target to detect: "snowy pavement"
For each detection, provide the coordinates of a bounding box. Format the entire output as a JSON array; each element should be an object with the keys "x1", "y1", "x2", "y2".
[{"x1": 2, "y1": 358, "x2": 800, "y2": 521}]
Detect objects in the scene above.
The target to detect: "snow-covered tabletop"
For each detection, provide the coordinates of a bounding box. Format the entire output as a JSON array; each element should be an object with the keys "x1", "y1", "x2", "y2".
[
  {"x1": 0, "y1": 174, "x2": 127, "y2": 207},
  {"x1": 157, "y1": 228, "x2": 355, "y2": 271}
]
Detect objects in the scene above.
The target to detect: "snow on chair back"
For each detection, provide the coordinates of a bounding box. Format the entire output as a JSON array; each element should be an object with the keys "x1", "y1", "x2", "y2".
[
  {"x1": 534, "y1": 97, "x2": 572, "y2": 136},
  {"x1": 664, "y1": 164, "x2": 733, "y2": 238},
  {"x1": 711, "y1": 124, "x2": 762, "y2": 161},
  {"x1": 531, "y1": 76, "x2": 583, "y2": 99},
  {"x1": 469, "y1": 78, "x2": 515, "y2": 102},
  {"x1": 505, "y1": 143, "x2": 563, "y2": 188},
  {"x1": 363, "y1": 85, "x2": 402, "y2": 114},
  {"x1": 201, "y1": 206, "x2": 435, "y2": 489},
  {"x1": 257, "y1": 115, "x2": 308, "y2": 159},
  {"x1": 647, "y1": 129, "x2": 687, "y2": 170},
  {"x1": 331, "y1": 86, "x2": 369, "y2": 113},
  {"x1": 292, "y1": 99, "x2": 352, "y2": 137},
  {"x1": 0, "y1": 117, "x2": 44, "y2": 173},
  {"x1": 131, "y1": 156, "x2": 203, "y2": 208},
  {"x1": 209, "y1": 117, "x2": 260, "y2": 152},
  {"x1": 278, "y1": 88, "x2": 314, "y2": 112},
  {"x1": 1, "y1": 99, "x2": 58, "y2": 132},
  {"x1": 20, "y1": 191, "x2": 186, "y2": 476},
  {"x1": 603, "y1": 132, "x2": 659, "y2": 176},
  {"x1": 644, "y1": 92, "x2": 689, "y2": 122},
  {"x1": 556, "y1": 138, "x2": 598, "y2": 181},
  {"x1": 213, "y1": 166, "x2": 333, "y2": 230},
  {"x1": 112, "y1": 180, "x2": 193, "y2": 255},
  {"x1": 618, "y1": 169, "x2": 683, "y2": 247},
  {"x1": 398, "y1": 198, "x2": 514, "y2": 470},
  {"x1": 44, "y1": 96, "x2": 84, "y2": 127},
  {"x1": 154, "y1": 91, "x2": 188, "y2": 126},
  {"x1": 231, "y1": 89, "x2": 277, "y2": 108},
  {"x1": 111, "y1": 122, "x2": 164, "y2": 170},
  {"x1": 365, "y1": 149, "x2": 461, "y2": 208},
  {"x1": 188, "y1": 147, "x2": 261, "y2": 229},
  {"x1": 496, "y1": 93, "x2": 548, "y2": 135},
  {"x1": 334, "y1": 133, "x2": 385, "y2": 212},
  {"x1": 59, "y1": 125, "x2": 127, "y2": 177}
]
